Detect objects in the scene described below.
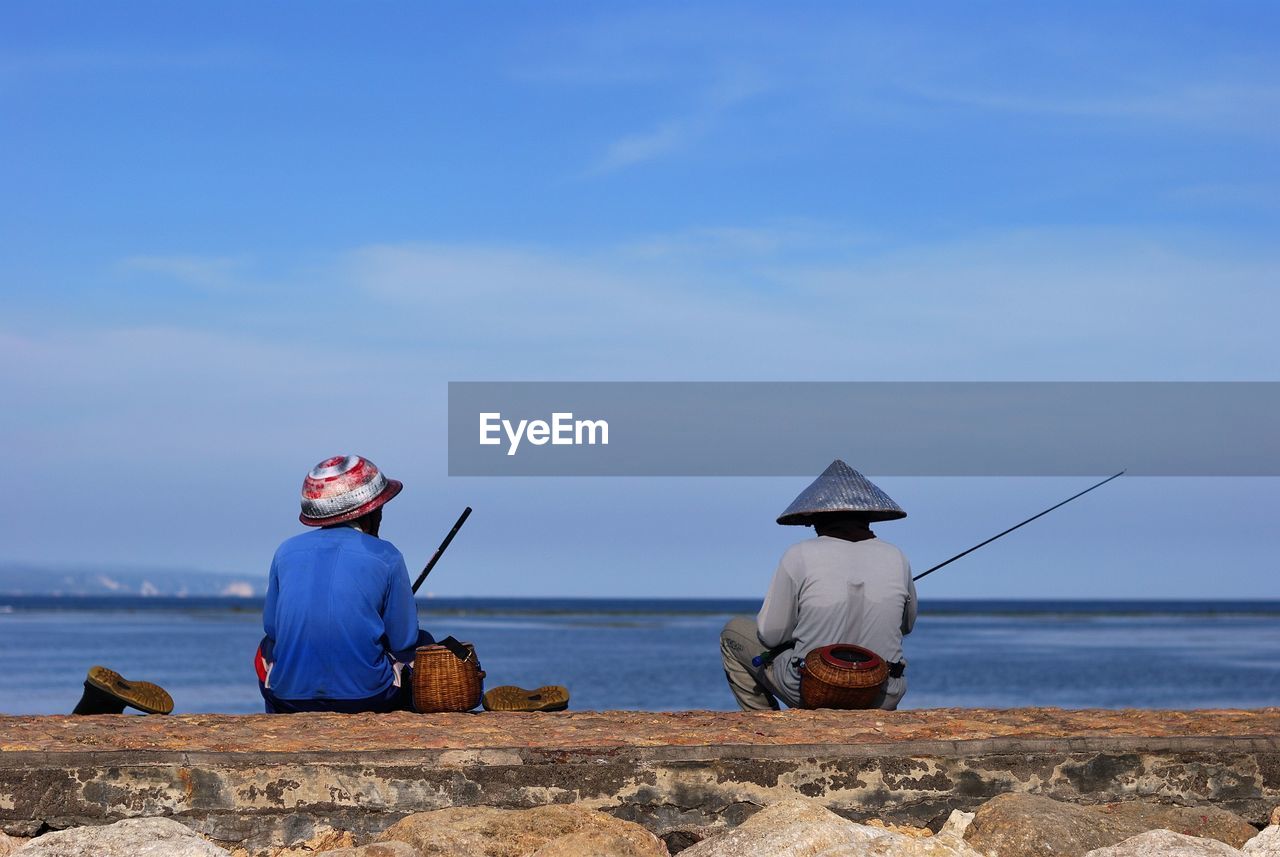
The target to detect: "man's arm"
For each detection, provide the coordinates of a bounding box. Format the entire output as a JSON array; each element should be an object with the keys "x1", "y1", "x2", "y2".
[
  {"x1": 901, "y1": 561, "x2": 918, "y2": 635},
  {"x1": 757, "y1": 553, "x2": 799, "y2": 648},
  {"x1": 383, "y1": 553, "x2": 423, "y2": 662},
  {"x1": 263, "y1": 557, "x2": 280, "y2": 641}
]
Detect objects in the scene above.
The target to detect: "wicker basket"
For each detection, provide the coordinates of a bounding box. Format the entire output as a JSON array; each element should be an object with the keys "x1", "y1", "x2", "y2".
[
  {"x1": 412, "y1": 642, "x2": 485, "y2": 712},
  {"x1": 798, "y1": 643, "x2": 888, "y2": 710}
]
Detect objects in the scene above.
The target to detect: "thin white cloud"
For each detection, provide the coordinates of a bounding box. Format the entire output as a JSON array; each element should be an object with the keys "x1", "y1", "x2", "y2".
[
  {"x1": 0, "y1": 46, "x2": 254, "y2": 80},
  {"x1": 590, "y1": 118, "x2": 703, "y2": 174},
  {"x1": 618, "y1": 223, "x2": 879, "y2": 262},
  {"x1": 7, "y1": 225, "x2": 1266, "y2": 488},
  {"x1": 584, "y1": 63, "x2": 774, "y2": 174},
  {"x1": 339, "y1": 227, "x2": 1279, "y2": 381},
  {"x1": 1164, "y1": 182, "x2": 1280, "y2": 209},
  {"x1": 64, "y1": 225, "x2": 1280, "y2": 386},
  {"x1": 908, "y1": 82, "x2": 1280, "y2": 133},
  {"x1": 521, "y1": 8, "x2": 1280, "y2": 171},
  {"x1": 119, "y1": 255, "x2": 250, "y2": 291},
  {"x1": 5, "y1": 225, "x2": 1278, "y2": 579}
]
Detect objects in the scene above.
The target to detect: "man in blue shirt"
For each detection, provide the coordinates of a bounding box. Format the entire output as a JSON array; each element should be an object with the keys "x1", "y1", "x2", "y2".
[{"x1": 257, "y1": 455, "x2": 433, "y2": 713}]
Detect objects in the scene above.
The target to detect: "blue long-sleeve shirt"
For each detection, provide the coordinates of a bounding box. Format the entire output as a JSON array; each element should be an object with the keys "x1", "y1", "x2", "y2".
[{"x1": 263, "y1": 526, "x2": 420, "y2": 700}]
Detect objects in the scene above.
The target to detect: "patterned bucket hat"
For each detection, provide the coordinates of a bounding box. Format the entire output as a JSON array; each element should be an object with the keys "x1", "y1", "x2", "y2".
[
  {"x1": 299, "y1": 455, "x2": 403, "y2": 527},
  {"x1": 777, "y1": 459, "x2": 905, "y2": 525}
]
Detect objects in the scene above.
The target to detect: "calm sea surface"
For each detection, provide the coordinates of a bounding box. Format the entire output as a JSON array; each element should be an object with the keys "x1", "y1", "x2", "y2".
[{"x1": 0, "y1": 598, "x2": 1277, "y2": 714}]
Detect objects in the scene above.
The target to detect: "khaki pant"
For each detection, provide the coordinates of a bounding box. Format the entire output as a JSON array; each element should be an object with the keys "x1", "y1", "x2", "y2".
[
  {"x1": 720, "y1": 616, "x2": 908, "y2": 711},
  {"x1": 720, "y1": 616, "x2": 793, "y2": 711}
]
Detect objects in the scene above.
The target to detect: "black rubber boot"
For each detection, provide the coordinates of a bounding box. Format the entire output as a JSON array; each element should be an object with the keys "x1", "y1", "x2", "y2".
[
  {"x1": 72, "y1": 666, "x2": 174, "y2": 715},
  {"x1": 72, "y1": 681, "x2": 128, "y2": 715}
]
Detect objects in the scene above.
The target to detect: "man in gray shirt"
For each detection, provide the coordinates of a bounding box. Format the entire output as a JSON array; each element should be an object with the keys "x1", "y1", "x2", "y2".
[{"x1": 721, "y1": 460, "x2": 916, "y2": 711}]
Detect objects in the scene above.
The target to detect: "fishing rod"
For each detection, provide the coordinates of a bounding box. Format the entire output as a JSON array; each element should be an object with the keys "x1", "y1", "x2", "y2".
[
  {"x1": 412, "y1": 506, "x2": 473, "y2": 594},
  {"x1": 912, "y1": 470, "x2": 1125, "y2": 582},
  {"x1": 750, "y1": 472, "x2": 1125, "y2": 668}
]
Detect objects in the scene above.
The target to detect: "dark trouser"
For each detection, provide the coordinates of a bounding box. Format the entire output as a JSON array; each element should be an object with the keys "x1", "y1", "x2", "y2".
[
  {"x1": 257, "y1": 630, "x2": 432, "y2": 714},
  {"x1": 261, "y1": 680, "x2": 413, "y2": 714}
]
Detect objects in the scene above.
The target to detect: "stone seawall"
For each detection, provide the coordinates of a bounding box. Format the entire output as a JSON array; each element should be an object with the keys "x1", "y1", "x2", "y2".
[{"x1": 1, "y1": 708, "x2": 1277, "y2": 855}]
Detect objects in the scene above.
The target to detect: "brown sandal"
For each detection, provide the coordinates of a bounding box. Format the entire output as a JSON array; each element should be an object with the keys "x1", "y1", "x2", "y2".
[{"x1": 482, "y1": 685, "x2": 569, "y2": 712}]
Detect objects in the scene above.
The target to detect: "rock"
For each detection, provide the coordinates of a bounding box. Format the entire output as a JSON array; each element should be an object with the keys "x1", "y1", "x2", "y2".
[
  {"x1": 314, "y1": 845, "x2": 418, "y2": 857},
  {"x1": 858, "y1": 818, "x2": 985, "y2": 857},
  {"x1": 678, "y1": 799, "x2": 883, "y2": 856},
  {"x1": 965, "y1": 794, "x2": 1257, "y2": 857},
  {"x1": 1244, "y1": 826, "x2": 1280, "y2": 854},
  {"x1": 374, "y1": 804, "x2": 667, "y2": 857},
  {"x1": 1096, "y1": 801, "x2": 1257, "y2": 848},
  {"x1": 229, "y1": 828, "x2": 358, "y2": 856},
  {"x1": 0, "y1": 833, "x2": 29, "y2": 857},
  {"x1": 13, "y1": 818, "x2": 232, "y2": 857},
  {"x1": 965, "y1": 794, "x2": 1138, "y2": 856},
  {"x1": 857, "y1": 835, "x2": 985, "y2": 856},
  {"x1": 1273, "y1": 807, "x2": 1280, "y2": 827},
  {"x1": 263, "y1": 828, "x2": 357, "y2": 855},
  {"x1": 938, "y1": 812, "x2": 973, "y2": 840},
  {"x1": 865, "y1": 819, "x2": 932, "y2": 838},
  {"x1": 226, "y1": 826, "x2": 357, "y2": 857},
  {"x1": 1082, "y1": 829, "x2": 1242, "y2": 856},
  {"x1": 678, "y1": 799, "x2": 983, "y2": 857},
  {"x1": 531, "y1": 827, "x2": 671, "y2": 857}
]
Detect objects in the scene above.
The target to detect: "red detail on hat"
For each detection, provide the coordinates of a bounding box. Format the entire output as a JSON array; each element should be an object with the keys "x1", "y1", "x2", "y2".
[{"x1": 298, "y1": 454, "x2": 403, "y2": 526}]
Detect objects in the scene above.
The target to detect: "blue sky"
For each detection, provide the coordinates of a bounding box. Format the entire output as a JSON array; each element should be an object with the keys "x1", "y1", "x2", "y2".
[{"x1": 2, "y1": 3, "x2": 1277, "y2": 598}]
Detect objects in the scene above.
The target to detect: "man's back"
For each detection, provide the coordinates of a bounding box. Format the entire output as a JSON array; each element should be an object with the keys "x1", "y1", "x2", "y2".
[
  {"x1": 758, "y1": 535, "x2": 916, "y2": 706},
  {"x1": 263, "y1": 527, "x2": 418, "y2": 701}
]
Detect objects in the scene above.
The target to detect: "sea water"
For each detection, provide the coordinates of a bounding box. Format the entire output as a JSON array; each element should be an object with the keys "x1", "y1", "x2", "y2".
[{"x1": 0, "y1": 598, "x2": 1276, "y2": 715}]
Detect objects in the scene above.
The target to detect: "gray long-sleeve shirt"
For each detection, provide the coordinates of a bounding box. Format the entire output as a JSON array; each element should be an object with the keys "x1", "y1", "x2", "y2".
[{"x1": 757, "y1": 535, "x2": 917, "y2": 708}]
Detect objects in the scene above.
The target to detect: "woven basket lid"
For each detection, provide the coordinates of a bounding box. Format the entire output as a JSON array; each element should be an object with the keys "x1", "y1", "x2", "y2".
[
  {"x1": 813, "y1": 644, "x2": 885, "y2": 672},
  {"x1": 777, "y1": 459, "x2": 905, "y2": 525}
]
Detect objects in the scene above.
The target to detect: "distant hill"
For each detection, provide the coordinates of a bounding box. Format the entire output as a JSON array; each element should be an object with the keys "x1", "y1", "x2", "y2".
[{"x1": 0, "y1": 563, "x2": 265, "y2": 597}]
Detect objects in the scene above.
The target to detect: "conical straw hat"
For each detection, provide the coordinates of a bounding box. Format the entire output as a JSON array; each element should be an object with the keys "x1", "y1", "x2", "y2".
[{"x1": 777, "y1": 460, "x2": 906, "y2": 525}]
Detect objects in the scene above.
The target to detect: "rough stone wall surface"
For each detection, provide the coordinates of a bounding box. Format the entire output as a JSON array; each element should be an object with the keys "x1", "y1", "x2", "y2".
[
  {"x1": 2, "y1": 708, "x2": 1277, "y2": 752},
  {"x1": 0, "y1": 709, "x2": 1276, "y2": 855}
]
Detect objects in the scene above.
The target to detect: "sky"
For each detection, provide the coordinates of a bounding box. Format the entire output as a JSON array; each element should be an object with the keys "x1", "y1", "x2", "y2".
[{"x1": 2, "y1": 2, "x2": 1277, "y2": 599}]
